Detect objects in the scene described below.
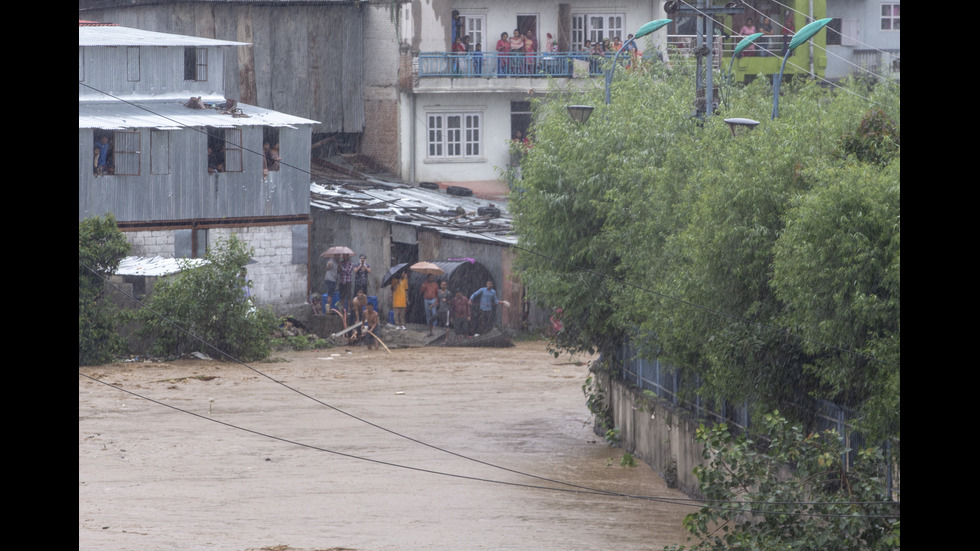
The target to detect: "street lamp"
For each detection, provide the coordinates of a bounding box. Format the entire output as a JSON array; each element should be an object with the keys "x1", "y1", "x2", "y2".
[
  {"x1": 772, "y1": 17, "x2": 832, "y2": 119},
  {"x1": 567, "y1": 105, "x2": 594, "y2": 124},
  {"x1": 605, "y1": 18, "x2": 672, "y2": 105},
  {"x1": 727, "y1": 32, "x2": 763, "y2": 81},
  {"x1": 723, "y1": 117, "x2": 760, "y2": 137}
]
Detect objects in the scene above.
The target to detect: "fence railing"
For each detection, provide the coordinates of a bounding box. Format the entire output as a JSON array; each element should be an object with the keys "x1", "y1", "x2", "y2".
[
  {"x1": 609, "y1": 339, "x2": 866, "y2": 466},
  {"x1": 417, "y1": 51, "x2": 638, "y2": 78}
]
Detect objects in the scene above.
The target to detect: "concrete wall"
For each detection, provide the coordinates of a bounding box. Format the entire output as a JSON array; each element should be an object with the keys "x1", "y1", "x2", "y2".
[
  {"x1": 597, "y1": 370, "x2": 706, "y2": 497},
  {"x1": 123, "y1": 223, "x2": 310, "y2": 312}
]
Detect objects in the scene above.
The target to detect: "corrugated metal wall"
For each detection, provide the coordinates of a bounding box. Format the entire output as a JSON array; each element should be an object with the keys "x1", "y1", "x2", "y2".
[
  {"x1": 80, "y1": 2, "x2": 365, "y2": 134},
  {"x1": 79, "y1": 125, "x2": 311, "y2": 222}
]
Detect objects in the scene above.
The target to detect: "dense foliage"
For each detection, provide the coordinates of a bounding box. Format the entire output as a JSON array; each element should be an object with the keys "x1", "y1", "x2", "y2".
[
  {"x1": 137, "y1": 235, "x2": 278, "y2": 362},
  {"x1": 509, "y1": 60, "x2": 899, "y2": 442},
  {"x1": 79, "y1": 214, "x2": 131, "y2": 365},
  {"x1": 666, "y1": 412, "x2": 899, "y2": 550}
]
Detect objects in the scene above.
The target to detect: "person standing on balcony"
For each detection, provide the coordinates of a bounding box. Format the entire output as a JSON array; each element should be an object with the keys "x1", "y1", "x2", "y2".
[
  {"x1": 510, "y1": 29, "x2": 525, "y2": 75},
  {"x1": 781, "y1": 12, "x2": 796, "y2": 55},
  {"x1": 463, "y1": 35, "x2": 473, "y2": 74},
  {"x1": 452, "y1": 34, "x2": 466, "y2": 74},
  {"x1": 545, "y1": 32, "x2": 558, "y2": 53},
  {"x1": 524, "y1": 30, "x2": 537, "y2": 74},
  {"x1": 739, "y1": 18, "x2": 757, "y2": 57},
  {"x1": 473, "y1": 42, "x2": 484, "y2": 76},
  {"x1": 451, "y1": 10, "x2": 463, "y2": 45},
  {"x1": 759, "y1": 16, "x2": 774, "y2": 57},
  {"x1": 496, "y1": 32, "x2": 510, "y2": 77}
]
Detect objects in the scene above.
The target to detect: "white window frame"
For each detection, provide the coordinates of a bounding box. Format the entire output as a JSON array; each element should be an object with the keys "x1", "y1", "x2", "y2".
[
  {"x1": 571, "y1": 13, "x2": 626, "y2": 50},
  {"x1": 880, "y1": 3, "x2": 900, "y2": 31},
  {"x1": 459, "y1": 13, "x2": 486, "y2": 51},
  {"x1": 426, "y1": 112, "x2": 482, "y2": 160}
]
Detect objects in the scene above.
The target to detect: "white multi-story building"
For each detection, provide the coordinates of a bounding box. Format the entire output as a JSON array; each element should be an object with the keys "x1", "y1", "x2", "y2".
[{"x1": 397, "y1": 1, "x2": 671, "y2": 186}]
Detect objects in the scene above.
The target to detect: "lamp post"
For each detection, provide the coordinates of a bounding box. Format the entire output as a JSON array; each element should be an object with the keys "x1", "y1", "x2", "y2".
[
  {"x1": 604, "y1": 19, "x2": 672, "y2": 105},
  {"x1": 727, "y1": 32, "x2": 763, "y2": 81},
  {"x1": 772, "y1": 17, "x2": 832, "y2": 119}
]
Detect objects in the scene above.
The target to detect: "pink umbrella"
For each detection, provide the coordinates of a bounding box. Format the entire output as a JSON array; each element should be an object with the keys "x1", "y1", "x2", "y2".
[{"x1": 321, "y1": 246, "x2": 354, "y2": 257}]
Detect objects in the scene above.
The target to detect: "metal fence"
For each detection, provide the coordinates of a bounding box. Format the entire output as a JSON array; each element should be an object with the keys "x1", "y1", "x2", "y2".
[
  {"x1": 417, "y1": 51, "x2": 633, "y2": 78},
  {"x1": 609, "y1": 339, "x2": 867, "y2": 466}
]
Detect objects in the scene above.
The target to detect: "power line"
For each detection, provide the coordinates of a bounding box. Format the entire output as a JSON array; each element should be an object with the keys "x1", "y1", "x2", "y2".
[
  {"x1": 79, "y1": 261, "x2": 898, "y2": 520},
  {"x1": 720, "y1": 0, "x2": 900, "y2": 87}
]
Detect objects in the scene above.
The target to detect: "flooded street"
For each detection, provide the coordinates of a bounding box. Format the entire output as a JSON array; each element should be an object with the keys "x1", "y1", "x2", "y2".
[{"x1": 79, "y1": 340, "x2": 697, "y2": 551}]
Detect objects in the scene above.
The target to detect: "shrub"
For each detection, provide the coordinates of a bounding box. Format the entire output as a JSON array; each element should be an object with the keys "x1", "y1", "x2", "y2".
[
  {"x1": 79, "y1": 214, "x2": 131, "y2": 365},
  {"x1": 137, "y1": 235, "x2": 277, "y2": 362}
]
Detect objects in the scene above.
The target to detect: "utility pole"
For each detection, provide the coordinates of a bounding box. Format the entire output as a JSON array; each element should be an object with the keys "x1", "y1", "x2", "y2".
[{"x1": 664, "y1": 1, "x2": 745, "y2": 119}]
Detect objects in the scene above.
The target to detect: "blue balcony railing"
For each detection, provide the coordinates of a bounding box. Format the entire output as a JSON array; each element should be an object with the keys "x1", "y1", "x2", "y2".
[{"x1": 418, "y1": 51, "x2": 625, "y2": 78}]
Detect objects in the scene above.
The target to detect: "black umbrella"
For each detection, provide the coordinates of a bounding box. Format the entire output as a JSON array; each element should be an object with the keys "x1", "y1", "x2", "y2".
[{"x1": 381, "y1": 263, "x2": 410, "y2": 288}]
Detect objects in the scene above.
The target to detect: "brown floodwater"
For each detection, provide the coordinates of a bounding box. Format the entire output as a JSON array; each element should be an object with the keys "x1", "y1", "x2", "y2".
[{"x1": 79, "y1": 340, "x2": 698, "y2": 550}]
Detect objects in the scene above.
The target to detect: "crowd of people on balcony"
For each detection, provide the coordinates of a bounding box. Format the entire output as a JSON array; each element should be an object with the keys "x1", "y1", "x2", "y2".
[{"x1": 442, "y1": 29, "x2": 641, "y2": 77}]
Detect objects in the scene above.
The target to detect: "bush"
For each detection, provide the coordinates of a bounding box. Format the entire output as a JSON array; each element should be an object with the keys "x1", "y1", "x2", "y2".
[
  {"x1": 79, "y1": 214, "x2": 131, "y2": 365},
  {"x1": 136, "y1": 235, "x2": 277, "y2": 362}
]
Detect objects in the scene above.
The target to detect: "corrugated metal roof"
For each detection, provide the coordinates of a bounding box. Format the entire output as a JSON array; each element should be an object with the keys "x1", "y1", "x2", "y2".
[
  {"x1": 79, "y1": 99, "x2": 319, "y2": 130},
  {"x1": 310, "y1": 181, "x2": 516, "y2": 245},
  {"x1": 79, "y1": 25, "x2": 249, "y2": 47},
  {"x1": 115, "y1": 256, "x2": 209, "y2": 277}
]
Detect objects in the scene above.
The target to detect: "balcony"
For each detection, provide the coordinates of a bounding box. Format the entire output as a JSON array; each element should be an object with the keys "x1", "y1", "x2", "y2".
[{"x1": 415, "y1": 51, "x2": 636, "y2": 94}]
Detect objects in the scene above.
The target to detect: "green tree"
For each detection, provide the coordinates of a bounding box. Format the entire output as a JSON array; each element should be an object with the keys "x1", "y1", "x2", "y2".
[
  {"x1": 510, "y1": 62, "x2": 899, "y2": 439},
  {"x1": 137, "y1": 235, "x2": 277, "y2": 362},
  {"x1": 79, "y1": 214, "x2": 131, "y2": 365},
  {"x1": 667, "y1": 412, "x2": 899, "y2": 550},
  {"x1": 772, "y1": 160, "x2": 900, "y2": 442}
]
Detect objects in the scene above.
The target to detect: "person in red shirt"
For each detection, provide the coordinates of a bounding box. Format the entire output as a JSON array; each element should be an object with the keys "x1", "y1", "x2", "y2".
[
  {"x1": 496, "y1": 32, "x2": 510, "y2": 76},
  {"x1": 450, "y1": 291, "x2": 472, "y2": 342}
]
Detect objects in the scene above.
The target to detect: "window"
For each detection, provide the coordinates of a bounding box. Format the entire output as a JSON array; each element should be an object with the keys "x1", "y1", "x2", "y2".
[
  {"x1": 127, "y1": 46, "x2": 140, "y2": 82},
  {"x1": 176, "y1": 228, "x2": 208, "y2": 259},
  {"x1": 223, "y1": 129, "x2": 243, "y2": 172},
  {"x1": 427, "y1": 113, "x2": 481, "y2": 159},
  {"x1": 206, "y1": 127, "x2": 243, "y2": 173},
  {"x1": 571, "y1": 13, "x2": 626, "y2": 49},
  {"x1": 263, "y1": 127, "x2": 281, "y2": 173},
  {"x1": 880, "y1": 3, "x2": 900, "y2": 31},
  {"x1": 113, "y1": 130, "x2": 141, "y2": 176},
  {"x1": 459, "y1": 13, "x2": 486, "y2": 51},
  {"x1": 184, "y1": 47, "x2": 208, "y2": 81},
  {"x1": 150, "y1": 130, "x2": 170, "y2": 175},
  {"x1": 511, "y1": 101, "x2": 532, "y2": 141}
]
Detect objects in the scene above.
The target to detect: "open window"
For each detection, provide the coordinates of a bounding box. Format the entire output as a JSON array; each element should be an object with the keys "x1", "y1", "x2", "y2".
[
  {"x1": 92, "y1": 129, "x2": 141, "y2": 176},
  {"x1": 184, "y1": 47, "x2": 208, "y2": 81},
  {"x1": 206, "y1": 127, "x2": 243, "y2": 173},
  {"x1": 263, "y1": 127, "x2": 281, "y2": 173}
]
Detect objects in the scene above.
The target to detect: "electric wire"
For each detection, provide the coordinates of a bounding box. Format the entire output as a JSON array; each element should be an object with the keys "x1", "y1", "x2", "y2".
[
  {"x1": 79, "y1": 81, "x2": 893, "y2": 369},
  {"x1": 674, "y1": 0, "x2": 898, "y2": 106},
  {"x1": 79, "y1": 262, "x2": 899, "y2": 519},
  {"x1": 738, "y1": 0, "x2": 900, "y2": 86},
  {"x1": 80, "y1": 71, "x2": 898, "y2": 518}
]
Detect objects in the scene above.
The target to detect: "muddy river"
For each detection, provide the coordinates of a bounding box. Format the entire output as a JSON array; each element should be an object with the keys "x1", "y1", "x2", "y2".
[{"x1": 79, "y1": 340, "x2": 698, "y2": 550}]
